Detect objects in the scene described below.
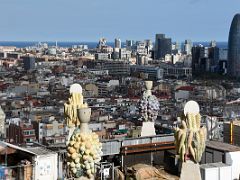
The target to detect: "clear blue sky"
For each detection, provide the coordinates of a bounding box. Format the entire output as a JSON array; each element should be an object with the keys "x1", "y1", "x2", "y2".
[{"x1": 1, "y1": 0, "x2": 240, "y2": 42}]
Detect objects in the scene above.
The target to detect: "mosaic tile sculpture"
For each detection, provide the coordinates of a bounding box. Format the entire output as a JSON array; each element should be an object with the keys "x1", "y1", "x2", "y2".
[{"x1": 64, "y1": 84, "x2": 102, "y2": 179}]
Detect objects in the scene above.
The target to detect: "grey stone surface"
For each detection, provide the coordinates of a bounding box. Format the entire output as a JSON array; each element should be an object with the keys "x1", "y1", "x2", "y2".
[{"x1": 180, "y1": 161, "x2": 201, "y2": 180}]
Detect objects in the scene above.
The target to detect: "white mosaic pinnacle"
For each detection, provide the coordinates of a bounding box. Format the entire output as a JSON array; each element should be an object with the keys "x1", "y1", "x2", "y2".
[
  {"x1": 70, "y1": 83, "x2": 83, "y2": 94},
  {"x1": 184, "y1": 100, "x2": 200, "y2": 116}
]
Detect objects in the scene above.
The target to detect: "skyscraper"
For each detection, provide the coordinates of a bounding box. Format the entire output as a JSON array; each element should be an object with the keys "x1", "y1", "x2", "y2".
[
  {"x1": 184, "y1": 39, "x2": 192, "y2": 55},
  {"x1": 126, "y1": 40, "x2": 133, "y2": 51},
  {"x1": 208, "y1": 46, "x2": 219, "y2": 69},
  {"x1": 192, "y1": 45, "x2": 209, "y2": 75},
  {"x1": 228, "y1": 14, "x2": 240, "y2": 77},
  {"x1": 144, "y1": 39, "x2": 153, "y2": 54},
  {"x1": 192, "y1": 44, "x2": 220, "y2": 75},
  {"x1": 115, "y1": 38, "x2": 121, "y2": 49},
  {"x1": 154, "y1": 34, "x2": 172, "y2": 59}
]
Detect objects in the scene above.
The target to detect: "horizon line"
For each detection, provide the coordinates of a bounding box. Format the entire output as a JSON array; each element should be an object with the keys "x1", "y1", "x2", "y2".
[{"x1": 0, "y1": 40, "x2": 229, "y2": 43}]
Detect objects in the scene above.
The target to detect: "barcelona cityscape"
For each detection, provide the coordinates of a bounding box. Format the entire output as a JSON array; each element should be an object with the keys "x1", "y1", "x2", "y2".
[{"x1": 0, "y1": 0, "x2": 240, "y2": 179}]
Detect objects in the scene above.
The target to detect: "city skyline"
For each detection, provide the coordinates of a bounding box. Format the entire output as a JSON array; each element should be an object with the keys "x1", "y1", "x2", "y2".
[
  {"x1": 1, "y1": 0, "x2": 240, "y2": 42},
  {"x1": 1, "y1": 1, "x2": 240, "y2": 179}
]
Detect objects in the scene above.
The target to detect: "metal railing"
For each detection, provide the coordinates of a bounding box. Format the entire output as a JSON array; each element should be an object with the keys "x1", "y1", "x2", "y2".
[{"x1": 101, "y1": 134, "x2": 174, "y2": 156}]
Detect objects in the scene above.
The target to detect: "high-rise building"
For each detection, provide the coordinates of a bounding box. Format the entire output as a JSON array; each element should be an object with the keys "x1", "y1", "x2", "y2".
[
  {"x1": 228, "y1": 14, "x2": 240, "y2": 77},
  {"x1": 192, "y1": 44, "x2": 220, "y2": 75},
  {"x1": 115, "y1": 38, "x2": 121, "y2": 49},
  {"x1": 192, "y1": 45, "x2": 209, "y2": 75},
  {"x1": 134, "y1": 41, "x2": 148, "y2": 55},
  {"x1": 154, "y1": 34, "x2": 172, "y2": 59},
  {"x1": 126, "y1": 40, "x2": 133, "y2": 51},
  {"x1": 144, "y1": 39, "x2": 153, "y2": 54},
  {"x1": 172, "y1": 42, "x2": 181, "y2": 55},
  {"x1": 184, "y1": 39, "x2": 192, "y2": 55},
  {"x1": 208, "y1": 46, "x2": 220, "y2": 68},
  {"x1": 23, "y1": 56, "x2": 35, "y2": 71}
]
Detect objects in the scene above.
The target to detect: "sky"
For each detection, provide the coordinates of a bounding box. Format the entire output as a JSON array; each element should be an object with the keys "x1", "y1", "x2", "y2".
[{"x1": 0, "y1": 0, "x2": 240, "y2": 42}]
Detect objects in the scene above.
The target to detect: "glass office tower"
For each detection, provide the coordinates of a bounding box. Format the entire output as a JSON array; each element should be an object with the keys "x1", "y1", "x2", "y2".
[{"x1": 228, "y1": 14, "x2": 240, "y2": 77}]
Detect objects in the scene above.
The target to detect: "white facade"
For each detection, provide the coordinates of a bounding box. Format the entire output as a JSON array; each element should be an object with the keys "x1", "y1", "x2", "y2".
[
  {"x1": 42, "y1": 120, "x2": 64, "y2": 137},
  {"x1": 225, "y1": 151, "x2": 240, "y2": 179},
  {"x1": 200, "y1": 164, "x2": 219, "y2": 180},
  {"x1": 200, "y1": 163, "x2": 232, "y2": 180},
  {"x1": 33, "y1": 152, "x2": 58, "y2": 180},
  {"x1": 89, "y1": 70, "x2": 109, "y2": 76},
  {"x1": 108, "y1": 80, "x2": 119, "y2": 87},
  {"x1": 211, "y1": 163, "x2": 232, "y2": 180},
  {"x1": 95, "y1": 53, "x2": 110, "y2": 60},
  {"x1": 119, "y1": 48, "x2": 131, "y2": 60}
]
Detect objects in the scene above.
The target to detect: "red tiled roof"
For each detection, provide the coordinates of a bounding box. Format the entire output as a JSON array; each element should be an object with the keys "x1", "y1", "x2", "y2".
[{"x1": 176, "y1": 86, "x2": 194, "y2": 91}]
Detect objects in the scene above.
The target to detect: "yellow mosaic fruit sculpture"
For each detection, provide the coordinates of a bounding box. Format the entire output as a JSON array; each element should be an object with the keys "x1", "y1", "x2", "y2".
[
  {"x1": 67, "y1": 131, "x2": 103, "y2": 178},
  {"x1": 174, "y1": 112, "x2": 207, "y2": 163}
]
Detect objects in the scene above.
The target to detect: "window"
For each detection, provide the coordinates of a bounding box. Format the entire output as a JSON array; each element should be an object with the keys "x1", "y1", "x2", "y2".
[
  {"x1": 23, "y1": 130, "x2": 35, "y2": 136},
  {"x1": 26, "y1": 138, "x2": 33, "y2": 142},
  {"x1": 23, "y1": 131, "x2": 29, "y2": 135}
]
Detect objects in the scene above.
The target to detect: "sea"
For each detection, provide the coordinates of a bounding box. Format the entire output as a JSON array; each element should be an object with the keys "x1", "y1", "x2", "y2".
[{"x1": 0, "y1": 41, "x2": 228, "y2": 49}]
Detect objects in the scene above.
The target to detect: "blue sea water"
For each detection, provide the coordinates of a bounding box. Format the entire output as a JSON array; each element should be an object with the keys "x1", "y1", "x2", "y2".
[
  {"x1": 0, "y1": 41, "x2": 228, "y2": 49},
  {"x1": 0, "y1": 41, "x2": 103, "y2": 49}
]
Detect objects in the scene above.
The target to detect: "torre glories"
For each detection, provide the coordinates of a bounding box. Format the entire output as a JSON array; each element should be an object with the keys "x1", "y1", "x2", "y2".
[{"x1": 228, "y1": 14, "x2": 240, "y2": 77}]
